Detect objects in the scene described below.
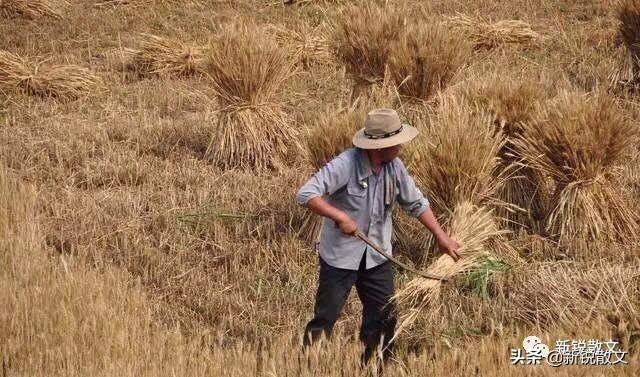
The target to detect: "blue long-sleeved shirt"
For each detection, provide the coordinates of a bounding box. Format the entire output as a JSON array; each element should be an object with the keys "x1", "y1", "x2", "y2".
[{"x1": 296, "y1": 147, "x2": 429, "y2": 270}]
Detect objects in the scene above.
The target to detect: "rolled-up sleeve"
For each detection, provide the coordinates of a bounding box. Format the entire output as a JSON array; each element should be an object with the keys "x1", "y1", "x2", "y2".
[
  {"x1": 296, "y1": 152, "x2": 353, "y2": 206},
  {"x1": 394, "y1": 159, "x2": 429, "y2": 217}
]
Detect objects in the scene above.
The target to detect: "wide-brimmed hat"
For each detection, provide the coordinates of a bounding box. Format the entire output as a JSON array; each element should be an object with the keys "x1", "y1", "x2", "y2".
[{"x1": 352, "y1": 108, "x2": 419, "y2": 149}]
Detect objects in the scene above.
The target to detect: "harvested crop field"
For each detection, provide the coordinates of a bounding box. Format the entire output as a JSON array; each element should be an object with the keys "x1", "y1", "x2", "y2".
[{"x1": 1, "y1": 0, "x2": 640, "y2": 376}]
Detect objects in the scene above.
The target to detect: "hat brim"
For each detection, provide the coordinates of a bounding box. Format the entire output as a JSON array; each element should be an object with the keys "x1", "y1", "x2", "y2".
[{"x1": 352, "y1": 124, "x2": 419, "y2": 149}]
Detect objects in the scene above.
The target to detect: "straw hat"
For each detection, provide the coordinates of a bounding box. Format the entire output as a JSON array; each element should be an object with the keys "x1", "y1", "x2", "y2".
[{"x1": 352, "y1": 108, "x2": 419, "y2": 149}]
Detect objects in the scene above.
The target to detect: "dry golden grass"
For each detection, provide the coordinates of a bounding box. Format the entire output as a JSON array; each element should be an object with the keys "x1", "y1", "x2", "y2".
[
  {"x1": 126, "y1": 33, "x2": 205, "y2": 77},
  {"x1": 93, "y1": 0, "x2": 147, "y2": 6},
  {"x1": 0, "y1": 165, "x2": 211, "y2": 376},
  {"x1": 0, "y1": 0, "x2": 64, "y2": 19},
  {"x1": 204, "y1": 21, "x2": 300, "y2": 169},
  {"x1": 445, "y1": 13, "x2": 541, "y2": 50},
  {"x1": 2, "y1": 0, "x2": 640, "y2": 375},
  {"x1": 0, "y1": 166, "x2": 35, "y2": 243},
  {"x1": 0, "y1": 164, "x2": 347, "y2": 376},
  {"x1": 0, "y1": 50, "x2": 101, "y2": 100},
  {"x1": 279, "y1": 0, "x2": 344, "y2": 5},
  {"x1": 506, "y1": 261, "x2": 640, "y2": 328},
  {"x1": 7, "y1": 158, "x2": 634, "y2": 376},
  {"x1": 514, "y1": 90, "x2": 639, "y2": 242},
  {"x1": 388, "y1": 22, "x2": 470, "y2": 102}
]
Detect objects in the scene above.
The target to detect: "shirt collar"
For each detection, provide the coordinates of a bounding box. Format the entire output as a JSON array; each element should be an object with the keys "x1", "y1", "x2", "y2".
[
  {"x1": 356, "y1": 148, "x2": 373, "y2": 182},
  {"x1": 357, "y1": 148, "x2": 391, "y2": 181}
]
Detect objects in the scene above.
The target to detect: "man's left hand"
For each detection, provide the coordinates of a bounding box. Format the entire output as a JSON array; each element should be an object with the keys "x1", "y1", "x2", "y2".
[{"x1": 436, "y1": 234, "x2": 461, "y2": 262}]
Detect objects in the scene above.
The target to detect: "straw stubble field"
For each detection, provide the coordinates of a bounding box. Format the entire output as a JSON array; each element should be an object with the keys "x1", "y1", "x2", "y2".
[{"x1": 1, "y1": 0, "x2": 640, "y2": 376}]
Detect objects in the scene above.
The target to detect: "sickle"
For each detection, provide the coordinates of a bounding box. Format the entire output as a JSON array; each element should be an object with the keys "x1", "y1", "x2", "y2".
[{"x1": 354, "y1": 229, "x2": 448, "y2": 282}]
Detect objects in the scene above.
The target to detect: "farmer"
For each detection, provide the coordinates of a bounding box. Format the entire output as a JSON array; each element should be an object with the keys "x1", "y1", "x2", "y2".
[{"x1": 296, "y1": 108, "x2": 461, "y2": 367}]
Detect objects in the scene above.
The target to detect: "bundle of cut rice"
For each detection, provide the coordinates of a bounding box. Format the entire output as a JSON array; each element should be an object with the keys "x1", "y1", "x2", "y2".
[
  {"x1": 613, "y1": 0, "x2": 640, "y2": 88},
  {"x1": 270, "y1": 23, "x2": 331, "y2": 67},
  {"x1": 127, "y1": 33, "x2": 205, "y2": 77},
  {"x1": 204, "y1": 21, "x2": 299, "y2": 170},
  {"x1": 513, "y1": 90, "x2": 639, "y2": 243},
  {"x1": 331, "y1": 1, "x2": 404, "y2": 100},
  {"x1": 0, "y1": 50, "x2": 101, "y2": 100},
  {"x1": 462, "y1": 73, "x2": 549, "y2": 231},
  {"x1": 402, "y1": 96, "x2": 505, "y2": 220},
  {"x1": 444, "y1": 13, "x2": 541, "y2": 50},
  {"x1": 0, "y1": 0, "x2": 64, "y2": 19},
  {"x1": 93, "y1": 0, "x2": 172, "y2": 7},
  {"x1": 392, "y1": 202, "x2": 509, "y2": 341},
  {"x1": 387, "y1": 22, "x2": 470, "y2": 102}
]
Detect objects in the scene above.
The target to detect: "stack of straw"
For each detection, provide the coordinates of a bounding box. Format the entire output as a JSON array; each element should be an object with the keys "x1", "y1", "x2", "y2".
[
  {"x1": 331, "y1": 1, "x2": 404, "y2": 100},
  {"x1": 127, "y1": 34, "x2": 205, "y2": 77},
  {"x1": 204, "y1": 22, "x2": 299, "y2": 170},
  {"x1": 0, "y1": 51, "x2": 101, "y2": 101},
  {"x1": 270, "y1": 23, "x2": 331, "y2": 68},
  {"x1": 462, "y1": 73, "x2": 549, "y2": 231},
  {"x1": 400, "y1": 96, "x2": 505, "y2": 222},
  {"x1": 613, "y1": 0, "x2": 640, "y2": 88},
  {"x1": 513, "y1": 90, "x2": 639, "y2": 244},
  {"x1": 0, "y1": 0, "x2": 64, "y2": 19},
  {"x1": 387, "y1": 22, "x2": 470, "y2": 102},
  {"x1": 444, "y1": 14, "x2": 541, "y2": 50}
]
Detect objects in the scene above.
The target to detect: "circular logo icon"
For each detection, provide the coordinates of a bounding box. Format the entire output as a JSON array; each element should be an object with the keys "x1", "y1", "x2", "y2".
[{"x1": 523, "y1": 336, "x2": 542, "y2": 352}]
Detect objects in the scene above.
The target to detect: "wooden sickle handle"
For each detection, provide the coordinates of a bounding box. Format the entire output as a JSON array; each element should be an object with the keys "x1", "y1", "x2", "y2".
[{"x1": 355, "y1": 229, "x2": 448, "y2": 282}]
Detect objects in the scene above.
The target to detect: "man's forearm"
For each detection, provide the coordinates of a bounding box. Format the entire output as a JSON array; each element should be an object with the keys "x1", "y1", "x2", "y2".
[
  {"x1": 305, "y1": 196, "x2": 349, "y2": 223},
  {"x1": 417, "y1": 206, "x2": 448, "y2": 240}
]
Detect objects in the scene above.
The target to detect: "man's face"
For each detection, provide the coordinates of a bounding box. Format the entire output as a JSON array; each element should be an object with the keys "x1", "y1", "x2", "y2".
[{"x1": 378, "y1": 145, "x2": 401, "y2": 162}]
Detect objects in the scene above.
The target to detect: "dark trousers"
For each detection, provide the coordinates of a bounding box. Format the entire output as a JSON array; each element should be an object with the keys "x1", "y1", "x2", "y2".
[{"x1": 302, "y1": 253, "x2": 397, "y2": 366}]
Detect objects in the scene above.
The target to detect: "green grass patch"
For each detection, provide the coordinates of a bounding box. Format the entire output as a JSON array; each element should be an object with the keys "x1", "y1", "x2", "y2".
[{"x1": 462, "y1": 256, "x2": 508, "y2": 301}]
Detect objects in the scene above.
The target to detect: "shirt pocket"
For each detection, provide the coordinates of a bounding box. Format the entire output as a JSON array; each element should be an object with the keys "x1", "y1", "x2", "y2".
[
  {"x1": 346, "y1": 177, "x2": 367, "y2": 197},
  {"x1": 339, "y1": 177, "x2": 366, "y2": 212}
]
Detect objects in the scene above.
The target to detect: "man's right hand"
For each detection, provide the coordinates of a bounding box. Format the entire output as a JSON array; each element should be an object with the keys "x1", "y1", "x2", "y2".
[
  {"x1": 305, "y1": 197, "x2": 358, "y2": 236},
  {"x1": 335, "y1": 214, "x2": 358, "y2": 236}
]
